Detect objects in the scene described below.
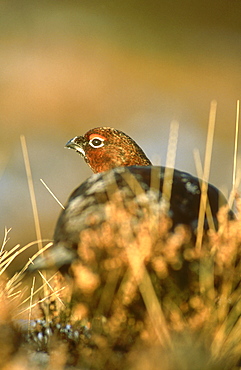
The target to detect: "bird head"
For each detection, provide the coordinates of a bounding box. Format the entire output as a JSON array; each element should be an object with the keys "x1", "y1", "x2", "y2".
[{"x1": 65, "y1": 127, "x2": 152, "y2": 173}]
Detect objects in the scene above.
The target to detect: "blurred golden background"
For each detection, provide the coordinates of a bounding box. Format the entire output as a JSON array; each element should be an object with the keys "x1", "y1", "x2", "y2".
[{"x1": 1, "y1": 0, "x2": 241, "y2": 262}]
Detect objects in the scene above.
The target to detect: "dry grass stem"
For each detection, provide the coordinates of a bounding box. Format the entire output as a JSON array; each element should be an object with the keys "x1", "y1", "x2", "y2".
[
  {"x1": 229, "y1": 100, "x2": 240, "y2": 209},
  {"x1": 193, "y1": 148, "x2": 216, "y2": 231},
  {"x1": 232, "y1": 100, "x2": 240, "y2": 189},
  {"x1": 162, "y1": 120, "x2": 179, "y2": 207},
  {"x1": 16, "y1": 271, "x2": 61, "y2": 310},
  {"x1": 28, "y1": 276, "x2": 35, "y2": 334},
  {"x1": 196, "y1": 100, "x2": 217, "y2": 250},
  {"x1": 0, "y1": 240, "x2": 51, "y2": 276},
  {"x1": 40, "y1": 178, "x2": 65, "y2": 210},
  {"x1": 15, "y1": 286, "x2": 66, "y2": 316},
  {"x1": 37, "y1": 270, "x2": 65, "y2": 307},
  {"x1": 20, "y1": 135, "x2": 43, "y2": 252},
  {"x1": 1, "y1": 227, "x2": 12, "y2": 254}
]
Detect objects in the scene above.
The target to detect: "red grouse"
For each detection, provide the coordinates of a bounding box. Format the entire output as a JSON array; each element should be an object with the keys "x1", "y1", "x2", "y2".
[
  {"x1": 65, "y1": 126, "x2": 152, "y2": 173},
  {"x1": 29, "y1": 126, "x2": 232, "y2": 274}
]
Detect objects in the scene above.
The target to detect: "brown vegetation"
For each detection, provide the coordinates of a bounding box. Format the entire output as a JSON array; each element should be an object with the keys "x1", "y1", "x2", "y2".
[{"x1": 0, "y1": 190, "x2": 240, "y2": 369}]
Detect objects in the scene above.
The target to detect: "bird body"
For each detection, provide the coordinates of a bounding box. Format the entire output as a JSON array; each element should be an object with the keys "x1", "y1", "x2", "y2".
[
  {"x1": 31, "y1": 165, "x2": 230, "y2": 273},
  {"x1": 29, "y1": 127, "x2": 232, "y2": 274},
  {"x1": 25, "y1": 127, "x2": 240, "y2": 370}
]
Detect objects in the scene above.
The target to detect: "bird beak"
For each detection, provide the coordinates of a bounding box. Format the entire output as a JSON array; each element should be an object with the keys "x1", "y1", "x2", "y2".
[{"x1": 65, "y1": 136, "x2": 86, "y2": 156}]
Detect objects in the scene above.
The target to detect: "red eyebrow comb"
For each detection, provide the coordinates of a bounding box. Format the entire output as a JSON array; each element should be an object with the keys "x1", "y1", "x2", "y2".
[{"x1": 89, "y1": 133, "x2": 106, "y2": 141}]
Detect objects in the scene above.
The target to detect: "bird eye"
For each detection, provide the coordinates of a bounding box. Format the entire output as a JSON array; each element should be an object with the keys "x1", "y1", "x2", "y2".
[{"x1": 89, "y1": 137, "x2": 105, "y2": 148}]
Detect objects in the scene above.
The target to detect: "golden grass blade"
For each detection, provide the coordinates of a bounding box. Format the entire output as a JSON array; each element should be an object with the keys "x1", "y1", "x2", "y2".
[
  {"x1": 120, "y1": 171, "x2": 146, "y2": 196},
  {"x1": 195, "y1": 100, "x2": 217, "y2": 251},
  {"x1": 7, "y1": 290, "x2": 22, "y2": 299},
  {"x1": 232, "y1": 100, "x2": 240, "y2": 189},
  {"x1": 6, "y1": 241, "x2": 53, "y2": 276},
  {"x1": 211, "y1": 296, "x2": 241, "y2": 360},
  {"x1": 229, "y1": 100, "x2": 240, "y2": 208},
  {"x1": 138, "y1": 266, "x2": 172, "y2": 348},
  {"x1": 17, "y1": 271, "x2": 60, "y2": 308},
  {"x1": 15, "y1": 287, "x2": 66, "y2": 316},
  {"x1": 0, "y1": 240, "x2": 51, "y2": 276},
  {"x1": 40, "y1": 178, "x2": 65, "y2": 210},
  {"x1": 193, "y1": 148, "x2": 215, "y2": 231},
  {"x1": 28, "y1": 276, "x2": 35, "y2": 334},
  {"x1": 162, "y1": 120, "x2": 179, "y2": 207},
  {"x1": 7, "y1": 242, "x2": 53, "y2": 306},
  {"x1": 20, "y1": 135, "x2": 51, "y2": 303},
  {"x1": 1, "y1": 227, "x2": 12, "y2": 254},
  {"x1": 0, "y1": 243, "x2": 21, "y2": 266},
  {"x1": 165, "y1": 120, "x2": 179, "y2": 169},
  {"x1": 125, "y1": 241, "x2": 171, "y2": 348},
  {"x1": 20, "y1": 135, "x2": 43, "y2": 252},
  {"x1": 37, "y1": 270, "x2": 65, "y2": 306},
  {"x1": 150, "y1": 166, "x2": 162, "y2": 192}
]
